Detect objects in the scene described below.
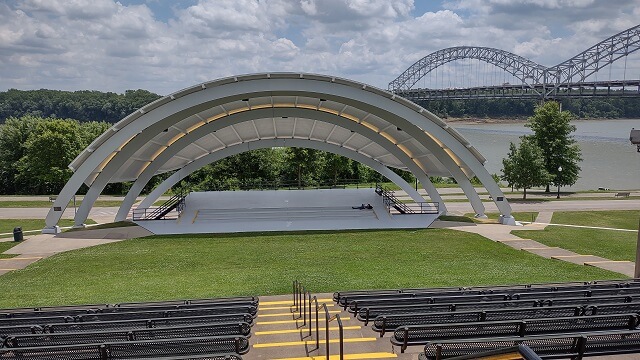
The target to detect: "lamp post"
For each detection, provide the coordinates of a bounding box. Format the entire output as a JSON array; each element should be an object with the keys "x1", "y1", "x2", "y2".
[{"x1": 556, "y1": 166, "x2": 562, "y2": 199}]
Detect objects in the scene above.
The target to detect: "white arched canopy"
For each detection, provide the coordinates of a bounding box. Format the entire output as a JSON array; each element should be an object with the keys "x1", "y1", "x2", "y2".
[
  {"x1": 117, "y1": 138, "x2": 426, "y2": 222},
  {"x1": 44, "y1": 73, "x2": 514, "y2": 232}
]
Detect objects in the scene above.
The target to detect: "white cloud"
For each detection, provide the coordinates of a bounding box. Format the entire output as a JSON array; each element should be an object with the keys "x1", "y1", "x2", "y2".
[{"x1": 0, "y1": 0, "x2": 638, "y2": 94}]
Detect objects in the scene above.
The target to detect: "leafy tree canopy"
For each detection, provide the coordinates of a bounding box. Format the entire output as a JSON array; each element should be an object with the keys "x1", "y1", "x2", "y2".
[
  {"x1": 526, "y1": 101, "x2": 582, "y2": 189},
  {"x1": 501, "y1": 137, "x2": 552, "y2": 199}
]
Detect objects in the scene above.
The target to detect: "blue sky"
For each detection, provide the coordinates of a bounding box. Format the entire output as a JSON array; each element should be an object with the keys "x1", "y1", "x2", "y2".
[{"x1": 0, "y1": 0, "x2": 638, "y2": 94}]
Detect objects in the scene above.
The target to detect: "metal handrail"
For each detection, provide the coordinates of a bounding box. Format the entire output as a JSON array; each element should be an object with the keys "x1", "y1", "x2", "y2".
[
  {"x1": 323, "y1": 303, "x2": 344, "y2": 360},
  {"x1": 211, "y1": 179, "x2": 378, "y2": 191},
  {"x1": 148, "y1": 192, "x2": 184, "y2": 217},
  {"x1": 133, "y1": 190, "x2": 186, "y2": 220},
  {"x1": 299, "y1": 286, "x2": 307, "y2": 325},
  {"x1": 293, "y1": 280, "x2": 299, "y2": 311},
  {"x1": 375, "y1": 183, "x2": 439, "y2": 215},
  {"x1": 292, "y1": 281, "x2": 344, "y2": 359},
  {"x1": 292, "y1": 280, "x2": 304, "y2": 320},
  {"x1": 309, "y1": 295, "x2": 319, "y2": 348}
]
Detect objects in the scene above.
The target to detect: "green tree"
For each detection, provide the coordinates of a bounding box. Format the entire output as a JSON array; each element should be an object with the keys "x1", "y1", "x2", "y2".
[
  {"x1": 284, "y1": 148, "x2": 324, "y2": 188},
  {"x1": 180, "y1": 148, "x2": 283, "y2": 191},
  {"x1": 0, "y1": 115, "x2": 43, "y2": 193},
  {"x1": 323, "y1": 153, "x2": 353, "y2": 185},
  {"x1": 16, "y1": 119, "x2": 87, "y2": 194},
  {"x1": 526, "y1": 101, "x2": 582, "y2": 192},
  {"x1": 501, "y1": 137, "x2": 551, "y2": 199}
]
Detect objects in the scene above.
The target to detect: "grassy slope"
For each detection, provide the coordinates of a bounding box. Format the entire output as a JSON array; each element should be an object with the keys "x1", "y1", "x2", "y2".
[
  {"x1": 512, "y1": 210, "x2": 640, "y2": 262},
  {"x1": 0, "y1": 201, "x2": 122, "y2": 208},
  {"x1": 0, "y1": 241, "x2": 18, "y2": 259},
  {"x1": 0, "y1": 229, "x2": 619, "y2": 307},
  {"x1": 551, "y1": 210, "x2": 640, "y2": 230},
  {"x1": 0, "y1": 219, "x2": 96, "y2": 238},
  {"x1": 463, "y1": 212, "x2": 539, "y2": 223}
]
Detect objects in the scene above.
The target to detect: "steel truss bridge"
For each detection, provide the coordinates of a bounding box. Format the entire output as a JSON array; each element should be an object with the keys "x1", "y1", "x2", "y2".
[{"x1": 390, "y1": 24, "x2": 640, "y2": 101}]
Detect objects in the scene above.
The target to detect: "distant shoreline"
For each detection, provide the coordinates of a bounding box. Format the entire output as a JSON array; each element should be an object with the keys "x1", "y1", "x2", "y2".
[
  {"x1": 444, "y1": 117, "x2": 639, "y2": 125},
  {"x1": 444, "y1": 117, "x2": 526, "y2": 125}
]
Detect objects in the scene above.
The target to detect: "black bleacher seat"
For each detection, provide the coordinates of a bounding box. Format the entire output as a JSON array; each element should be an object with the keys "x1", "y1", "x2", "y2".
[
  {"x1": 391, "y1": 313, "x2": 638, "y2": 352},
  {"x1": 3, "y1": 322, "x2": 252, "y2": 348},
  {"x1": 419, "y1": 330, "x2": 640, "y2": 360},
  {"x1": 0, "y1": 335, "x2": 250, "y2": 358}
]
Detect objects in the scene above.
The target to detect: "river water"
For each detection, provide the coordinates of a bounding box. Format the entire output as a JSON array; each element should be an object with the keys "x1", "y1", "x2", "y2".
[{"x1": 451, "y1": 119, "x2": 640, "y2": 191}]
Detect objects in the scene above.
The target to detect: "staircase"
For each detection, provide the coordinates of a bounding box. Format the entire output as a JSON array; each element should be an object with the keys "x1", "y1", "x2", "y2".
[
  {"x1": 133, "y1": 192, "x2": 186, "y2": 221},
  {"x1": 246, "y1": 283, "x2": 417, "y2": 360},
  {"x1": 374, "y1": 184, "x2": 438, "y2": 215}
]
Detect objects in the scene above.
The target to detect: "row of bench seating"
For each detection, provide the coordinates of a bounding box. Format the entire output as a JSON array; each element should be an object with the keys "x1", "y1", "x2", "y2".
[
  {"x1": 355, "y1": 294, "x2": 640, "y2": 324},
  {"x1": 0, "y1": 313, "x2": 255, "y2": 339},
  {"x1": 340, "y1": 284, "x2": 640, "y2": 312},
  {"x1": 334, "y1": 279, "x2": 640, "y2": 358},
  {"x1": 392, "y1": 313, "x2": 638, "y2": 353},
  {"x1": 0, "y1": 296, "x2": 258, "y2": 318},
  {"x1": 0, "y1": 305, "x2": 258, "y2": 327},
  {"x1": 334, "y1": 279, "x2": 640, "y2": 305},
  {"x1": 0, "y1": 336, "x2": 248, "y2": 359},
  {"x1": 420, "y1": 329, "x2": 640, "y2": 360},
  {"x1": 0, "y1": 296, "x2": 257, "y2": 359},
  {"x1": 371, "y1": 302, "x2": 640, "y2": 336}
]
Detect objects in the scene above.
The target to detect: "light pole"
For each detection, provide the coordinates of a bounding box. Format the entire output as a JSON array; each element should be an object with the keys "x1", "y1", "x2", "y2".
[
  {"x1": 556, "y1": 166, "x2": 562, "y2": 199},
  {"x1": 631, "y1": 129, "x2": 640, "y2": 277}
]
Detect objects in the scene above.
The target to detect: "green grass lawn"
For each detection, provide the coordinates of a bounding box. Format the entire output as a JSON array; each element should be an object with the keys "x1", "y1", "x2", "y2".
[
  {"x1": 0, "y1": 219, "x2": 97, "y2": 238},
  {"x1": 0, "y1": 229, "x2": 621, "y2": 308},
  {"x1": 550, "y1": 210, "x2": 640, "y2": 230},
  {"x1": 512, "y1": 211, "x2": 640, "y2": 262},
  {"x1": 0, "y1": 241, "x2": 19, "y2": 259},
  {"x1": 0, "y1": 200, "x2": 122, "y2": 208},
  {"x1": 463, "y1": 212, "x2": 539, "y2": 223}
]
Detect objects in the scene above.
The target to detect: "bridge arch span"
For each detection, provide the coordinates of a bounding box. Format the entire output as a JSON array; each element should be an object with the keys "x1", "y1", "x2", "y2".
[
  {"x1": 390, "y1": 24, "x2": 640, "y2": 97},
  {"x1": 44, "y1": 73, "x2": 514, "y2": 232},
  {"x1": 389, "y1": 46, "x2": 548, "y2": 91}
]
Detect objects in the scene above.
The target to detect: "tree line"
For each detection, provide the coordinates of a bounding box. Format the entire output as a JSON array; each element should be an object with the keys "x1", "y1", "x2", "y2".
[
  {"x1": 421, "y1": 97, "x2": 640, "y2": 119},
  {"x1": 0, "y1": 89, "x2": 161, "y2": 124},
  {"x1": 0, "y1": 88, "x2": 589, "y2": 196},
  {"x1": 2, "y1": 89, "x2": 640, "y2": 124},
  {"x1": 0, "y1": 116, "x2": 402, "y2": 195}
]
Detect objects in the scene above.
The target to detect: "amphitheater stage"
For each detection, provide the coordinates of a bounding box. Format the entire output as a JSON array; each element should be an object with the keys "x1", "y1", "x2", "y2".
[{"x1": 134, "y1": 189, "x2": 438, "y2": 235}]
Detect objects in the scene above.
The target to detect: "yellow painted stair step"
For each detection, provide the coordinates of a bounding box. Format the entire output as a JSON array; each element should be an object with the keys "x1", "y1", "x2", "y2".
[
  {"x1": 257, "y1": 317, "x2": 350, "y2": 325},
  {"x1": 255, "y1": 326, "x2": 361, "y2": 335},
  {"x1": 260, "y1": 303, "x2": 335, "y2": 311},
  {"x1": 254, "y1": 337, "x2": 376, "y2": 348},
  {"x1": 259, "y1": 310, "x2": 340, "y2": 318},
  {"x1": 260, "y1": 298, "x2": 333, "y2": 306},
  {"x1": 271, "y1": 352, "x2": 397, "y2": 360}
]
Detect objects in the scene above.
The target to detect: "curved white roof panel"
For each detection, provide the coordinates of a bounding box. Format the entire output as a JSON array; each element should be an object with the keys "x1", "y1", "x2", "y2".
[{"x1": 71, "y1": 73, "x2": 485, "y2": 184}]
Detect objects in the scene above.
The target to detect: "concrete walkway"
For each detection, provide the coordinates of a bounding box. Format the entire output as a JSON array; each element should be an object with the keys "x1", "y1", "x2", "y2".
[
  {"x1": 0, "y1": 226, "x2": 153, "y2": 276},
  {"x1": 433, "y1": 219, "x2": 636, "y2": 277},
  {"x1": 0, "y1": 210, "x2": 636, "y2": 278}
]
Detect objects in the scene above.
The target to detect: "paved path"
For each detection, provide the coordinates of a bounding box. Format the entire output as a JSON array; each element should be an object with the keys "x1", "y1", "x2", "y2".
[
  {"x1": 0, "y1": 207, "x2": 119, "y2": 223},
  {"x1": 0, "y1": 226, "x2": 153, "y2": 276},
  {"x1": 0, "y1": 201, "x2": 637, "y2": 278},
  {"x1": 534, "y1": 211, "x2": 554, "y2": 225},
  {"x1": 445, "y1": 199, "x2": 640, "y2": 215},
  {"x1": 432, "y1": 220, "x2": 636, "y2": 277}
]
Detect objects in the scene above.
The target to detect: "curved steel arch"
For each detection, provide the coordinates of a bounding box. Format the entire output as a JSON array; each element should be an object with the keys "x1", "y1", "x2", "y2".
[
  {"x1": 80, "y1": 107, "x2": 446, "y2": 226},
  {"x1": 45, "y1": 73, "x2": 512, "y2": 232},
  {"x1": 98, "y1": 106, "x2": 487, "y2": 225},
  {"x1": 74, "y1": 107, "x2": 485, "y2": 227},
  {"x1": 390, "y1": 24, "x2": 640, "y2": 95},
  {"x1": 117, "y1": 139, "x2": 425, "y2": 222},
  {"x1": 548, "y1": 24, "x2": 640, "y2": 86},
  {"x1": 389, "y1": 46, "x2": 548, "y2": 91}
]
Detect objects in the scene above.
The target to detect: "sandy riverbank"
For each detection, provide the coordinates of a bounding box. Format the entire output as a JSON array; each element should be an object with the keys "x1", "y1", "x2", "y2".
[{"x1": 444, "y1": 117, "x2": 527, "y2": 125}]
